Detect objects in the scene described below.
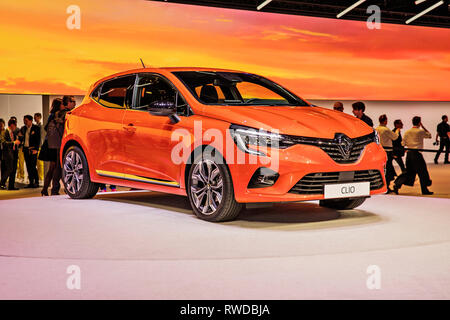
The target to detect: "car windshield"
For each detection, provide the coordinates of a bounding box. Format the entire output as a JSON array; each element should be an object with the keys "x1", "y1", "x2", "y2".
[{"x1": 172, "y1": 71, "x2": 310, "y2": 106}]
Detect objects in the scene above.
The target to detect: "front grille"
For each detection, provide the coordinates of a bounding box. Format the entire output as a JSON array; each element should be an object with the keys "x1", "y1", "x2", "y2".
[
  {"x1": 289, "y1": 170, "x2": 384, "y2": 195},
  {"x1": 287, "y1": 132, "x2": 374, "y2": 164},
  {"x1": 318, "y1": 134, "x2": 373, "y2": 163}
]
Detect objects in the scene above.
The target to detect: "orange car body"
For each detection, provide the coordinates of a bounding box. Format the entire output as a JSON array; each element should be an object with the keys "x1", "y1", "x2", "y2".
[{"x1": 61, "y1": 67, "x2": 387, "y2": 202}]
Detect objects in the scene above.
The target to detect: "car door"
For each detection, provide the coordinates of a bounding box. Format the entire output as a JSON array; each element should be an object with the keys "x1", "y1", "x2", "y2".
[
  {"x1": 120, "y1": 73, "x2": 189, "y2": 186},
  {"x1": 87, "y1": 74, "x2": 136, "y2": 175}
]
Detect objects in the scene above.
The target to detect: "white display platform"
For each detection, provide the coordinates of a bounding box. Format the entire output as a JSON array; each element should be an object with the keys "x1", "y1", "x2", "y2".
[{"x1": 0, "y1": 191, "x2": 449, "y2": 299}]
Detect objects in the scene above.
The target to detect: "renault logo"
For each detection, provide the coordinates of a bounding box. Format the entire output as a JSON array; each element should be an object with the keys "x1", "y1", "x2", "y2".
[{"x1": 335, "y1": 133, "x2": 353, "y2": 160}]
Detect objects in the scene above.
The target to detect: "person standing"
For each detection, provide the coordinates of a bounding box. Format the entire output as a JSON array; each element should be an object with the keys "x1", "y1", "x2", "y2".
[
  {"x1": 333, "y1": 102, "x2": 344, "y2": 112},
  {"x1": 34, "y1": 112, "x2": 45, "y2": 183},
  {"x1": 352, "y1": 101, "x2": 373, "y2": 127},
  {"x1": 394, "y1": 116, "x2": 433, "y2": 195},
  {"x1": 65, "y1": 95, "x2": 76, "y2": 111},
  {"x1": 20, "y1": 115, "x2": 40, "y2": 188},
  {"x1": 41, "y1": 98, "x2": 62, "y2": 196},
  {"x1": 0, "y1": 118, "x2": 5, "y2": 183},
  {"x1": 0, "y1": 119, "x2": 21, "y2": 190},
  {"x1": 50, "y1": 96, "x2": 75, "y2": 195},
  {"x1": 434, "y1": 115, "x2": 449, "y2": 164},
  {"x1": 13, "y1": 117, "x2": 25, "y2": 183},
  {"x1": 376, "y1": 114, "x2": 398, "y2": 193},
  {"x1": 392, "y1": 119, "x2": 406, "y2": 172}
]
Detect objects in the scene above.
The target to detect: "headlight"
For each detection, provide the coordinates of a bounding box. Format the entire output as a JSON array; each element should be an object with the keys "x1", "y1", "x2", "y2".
[
  {"x1": 373, "y1": 129, "x2": 380, "y2": 145},
  {"x1": 229, "y1": 124, "x2": 293, "y2": 155}
]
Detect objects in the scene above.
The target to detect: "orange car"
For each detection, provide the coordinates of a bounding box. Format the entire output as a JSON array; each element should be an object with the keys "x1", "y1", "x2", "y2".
[{"x1": 61, "y1": 67, "x2": 387, "y2": 222}]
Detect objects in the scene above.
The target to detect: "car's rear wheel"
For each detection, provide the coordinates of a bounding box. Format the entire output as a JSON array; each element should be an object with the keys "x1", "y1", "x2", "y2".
[
  {"x1": 62, "y1": 146, "x2": 99, "y2": 199},
  {"x1": 319, "y1": 197, "x2": 366, "y2": 210},
  {"x1": 187, "y1": 152, "x2": 242, "y2": 222}
]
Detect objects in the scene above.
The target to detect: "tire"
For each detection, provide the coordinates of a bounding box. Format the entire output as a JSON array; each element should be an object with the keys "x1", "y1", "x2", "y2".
[
  {"x1": 319, "y1": 197, "x2": 366, "y2": 210},
  {"x1": 62, "y1": 145, "x2": 99, "y2": 199},
  {"x1": 187, "y1": 150, "x2": 242, "y2": 222}
]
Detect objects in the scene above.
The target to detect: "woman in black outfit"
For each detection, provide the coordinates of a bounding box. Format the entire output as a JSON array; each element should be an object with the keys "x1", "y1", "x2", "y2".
[{"x1": 40, "y1": 98, "x2": 62, "y2": 196}]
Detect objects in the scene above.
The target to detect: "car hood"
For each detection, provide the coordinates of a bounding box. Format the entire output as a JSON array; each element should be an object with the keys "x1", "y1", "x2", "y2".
[{"x1": 197, "y1": 105, "x2": 373, "y2": 139}]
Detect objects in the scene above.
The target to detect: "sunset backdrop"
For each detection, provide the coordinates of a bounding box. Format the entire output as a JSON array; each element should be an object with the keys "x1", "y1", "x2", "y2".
[{"x1": 1, "y1": 0, "x2": 449, "y2": 100}]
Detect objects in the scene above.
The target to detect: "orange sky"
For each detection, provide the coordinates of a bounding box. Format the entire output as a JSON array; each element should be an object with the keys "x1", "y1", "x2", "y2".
[{"x1": 0, "y1": 0, "x2": 449, "y2": 100}]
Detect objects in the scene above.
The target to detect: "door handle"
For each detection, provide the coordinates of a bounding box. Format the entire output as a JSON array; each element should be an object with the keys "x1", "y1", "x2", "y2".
[{"x1": 123, "y1": 123, "x2": 136, "y2": 133}]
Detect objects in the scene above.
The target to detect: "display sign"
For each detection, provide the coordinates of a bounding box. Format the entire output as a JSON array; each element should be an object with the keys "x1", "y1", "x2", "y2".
[{"x1": 324, "y1": 182, "x2": 371, "y2": 199}]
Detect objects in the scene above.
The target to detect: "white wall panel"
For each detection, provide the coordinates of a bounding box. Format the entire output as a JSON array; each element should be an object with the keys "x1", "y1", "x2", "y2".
[
  {"x1": 309, "y1": 100, "x2": 450, "y2": 163},
  {"x1": 0, "y1": 94, "x2": 43, "y2": 126}
]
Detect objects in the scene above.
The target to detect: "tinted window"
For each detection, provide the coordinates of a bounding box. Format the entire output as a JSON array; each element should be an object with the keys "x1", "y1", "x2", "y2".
[
  {"x1": 173, "y1": 71, "x2": 309, "y2": 107},
  {"x1": 135, "y1": 74, "x2": 189, "y2": 116},
  {"x1": 98, "y1": 75, "x2": 135, "y2": 109}
]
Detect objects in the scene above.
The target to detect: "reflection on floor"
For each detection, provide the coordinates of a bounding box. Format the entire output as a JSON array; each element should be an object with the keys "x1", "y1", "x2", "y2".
[
  {"x1": 97, "y1": 191, "x2": 382, "y2": 231},
  {"x1": 0, "y1": 191, "x2": 449, "y2": 299},
  {"x1": 1, "y1": 164, "x2": 448, "y2": 201}
]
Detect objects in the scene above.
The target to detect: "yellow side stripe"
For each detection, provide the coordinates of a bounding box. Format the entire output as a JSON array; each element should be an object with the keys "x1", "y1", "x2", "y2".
[{"x1": 96, "y1": 170, "x2": 179, "y2": 187}]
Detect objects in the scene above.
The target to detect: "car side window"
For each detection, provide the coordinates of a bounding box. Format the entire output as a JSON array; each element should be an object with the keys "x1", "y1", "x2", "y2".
[
  {"x1": 134, "y1": 74, "x2": 190, "y2": 116},
  {"x1": 97, "y1": 75, "x2": 136, "y2": 109}
]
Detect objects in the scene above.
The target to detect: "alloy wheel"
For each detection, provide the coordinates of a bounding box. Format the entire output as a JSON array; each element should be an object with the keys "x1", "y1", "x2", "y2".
[
  {"x1": 190, "y1": 159, "x2": 224, "y2": 215},
  {"x1": 64, "y1": 150, "x2": 84, "y2": 194}
]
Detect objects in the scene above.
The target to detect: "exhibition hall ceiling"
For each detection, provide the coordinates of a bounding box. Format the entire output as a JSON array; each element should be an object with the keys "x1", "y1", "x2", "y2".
[
  {"x1": 0, "y1": 0, "x2": 449, "y2": 100},
  {"x1": 155, "y1": 0, "x2": 450, "y2": 28}
]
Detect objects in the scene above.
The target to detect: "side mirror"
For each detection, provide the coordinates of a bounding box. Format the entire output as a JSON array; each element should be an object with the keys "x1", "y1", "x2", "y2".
[{"x1": 148, "y1": 100, "x2": 180, "y2": 124}]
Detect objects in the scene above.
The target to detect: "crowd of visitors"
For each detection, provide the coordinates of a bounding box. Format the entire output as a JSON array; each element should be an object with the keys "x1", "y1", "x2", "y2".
[
  {"x1": 334, "y1": 101, "x2": 449, "y2": 195},
  {"x1": 0, "y1": 96, "x2": 75, "y2": 194},
  {"x1": 0, "y1": 98, "x2": 447, "y2": 197},
  {"x1": 0, "y1": 95, "x2": 119, "y2": 195}
]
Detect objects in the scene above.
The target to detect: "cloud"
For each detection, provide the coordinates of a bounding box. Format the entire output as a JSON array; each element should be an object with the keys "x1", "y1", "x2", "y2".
[
  {"x1": 281, "y1": 26, "x2": 335, "y2": 38},
  {"x1": 215, "y1": 18, "x2": 233, "y2": 23},
  {"x1": 77, "y1": 59, "x2": 144, "y2": 71},
  {"x1": 271, "y1": 75, "x2": 449, "y2": 101},
  {"x1": 261, "y1": 31, "x2": 292, "y2": 41},
  {"x1": 0, "y1": 78, "x2": 85, "y2": 95}
]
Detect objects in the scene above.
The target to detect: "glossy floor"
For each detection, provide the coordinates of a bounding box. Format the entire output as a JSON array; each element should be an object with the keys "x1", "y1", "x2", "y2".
[
  {"x1": 1, "y1": 164, "x2": 448, "y2": 200},
  {"x1": 0, "y1": 191, "x2": 449, "y2": 299}
]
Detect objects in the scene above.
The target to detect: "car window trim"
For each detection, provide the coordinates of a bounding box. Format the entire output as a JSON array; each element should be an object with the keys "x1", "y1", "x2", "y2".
[
  {"x1": 90, "y1": 74, "x2": 137, "y2": 110},
  {"x1": 130, "y1": 72, "x2": 193, "y2": 116}
]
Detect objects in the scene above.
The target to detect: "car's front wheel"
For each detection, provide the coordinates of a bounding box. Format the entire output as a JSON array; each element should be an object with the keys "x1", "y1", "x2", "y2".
[
  {"x1": 319, "y1": 197, "x2": 366, "y2": 210},
  {"x1": 187, "y1": 152, "x2": 242, "y2": 222},
  {"x1": 62, "y1": 145, "x2": 99, "y2": 199}
]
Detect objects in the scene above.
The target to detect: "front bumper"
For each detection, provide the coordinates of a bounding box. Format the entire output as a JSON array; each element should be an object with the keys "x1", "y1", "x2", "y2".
[{"x1": 229, "y1": 142, "x2": 387, "y2": 203}]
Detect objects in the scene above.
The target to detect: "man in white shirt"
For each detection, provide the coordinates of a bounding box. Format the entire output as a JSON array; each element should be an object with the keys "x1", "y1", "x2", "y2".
[
  {"x1": 376, "y1": 114, "x2": 398, "y2": 193},
  {"x1": 394, "y1": 116, "x2": 433, "y2": 195}
]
